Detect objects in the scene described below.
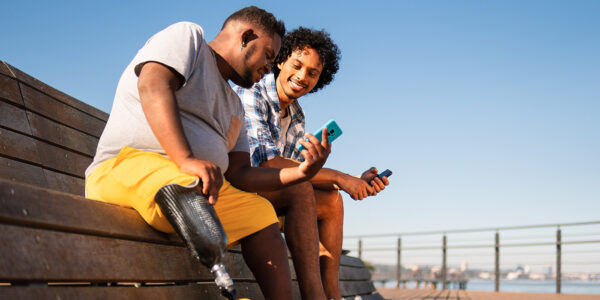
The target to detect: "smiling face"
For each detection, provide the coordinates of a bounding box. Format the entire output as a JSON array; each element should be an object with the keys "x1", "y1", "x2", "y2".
[
  {"x1": 275, "y1": 47, "x2": 323, "y2": 103},
  {"x1": 233, "y1": 30, "x2": 281, "y2": 88}
]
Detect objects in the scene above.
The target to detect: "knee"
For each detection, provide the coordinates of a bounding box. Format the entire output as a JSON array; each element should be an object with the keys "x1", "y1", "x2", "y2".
[
  {"x1": 291, "y1": 181, "x2": 317, "y2": 210},
  {"x1": 317, "y1": 190, "x2": 343, "y2": 219}
]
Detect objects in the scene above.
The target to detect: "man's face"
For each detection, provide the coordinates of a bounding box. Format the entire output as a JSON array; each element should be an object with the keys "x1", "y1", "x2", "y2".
[
  {"x1": 234, "y1": 31, "x2": 281, "y2": 88},
  {"x1": 276, "y1": 47, "x2": 323, "y2": 101}
]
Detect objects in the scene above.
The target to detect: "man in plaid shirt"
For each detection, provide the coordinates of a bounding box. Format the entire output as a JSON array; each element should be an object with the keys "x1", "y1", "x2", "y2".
[{"x1": 235, "y1": 27, "x2": 390, "y2": 300}]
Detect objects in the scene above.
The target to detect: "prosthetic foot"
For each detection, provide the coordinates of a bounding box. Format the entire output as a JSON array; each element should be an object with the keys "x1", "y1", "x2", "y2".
[{"x1": 154, "y1": 184, "x2": 236, "y2": 299}]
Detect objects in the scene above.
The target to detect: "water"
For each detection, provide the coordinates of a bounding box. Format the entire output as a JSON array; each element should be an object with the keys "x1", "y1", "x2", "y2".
[
  {"x1": 379, "y1": 279, "x2": 600, "y2": 295},
  {"x1": 468, "y1": 279, "x2": 600, "y2": 295}
]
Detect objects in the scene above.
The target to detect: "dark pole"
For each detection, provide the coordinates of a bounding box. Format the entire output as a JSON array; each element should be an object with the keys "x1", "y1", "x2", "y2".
[
  {"x1": 495, "y1": 231, "x2": 500, "y2": 292},
  {"x1": 396, "y1": 237, "x2": 402, "y2": 288},
  {"x1": 556, "y1": 227, "x2": 561, "y2": 294},
  {"x1": 358, "y1": 238, "x2": 362, "y2": 259},
  {"x1": 442, "y1": 235, "x2": 447, "y2": 290}
]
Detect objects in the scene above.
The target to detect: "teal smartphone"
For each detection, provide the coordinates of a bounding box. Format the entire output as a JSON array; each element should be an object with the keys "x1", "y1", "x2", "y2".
[{"x1": 297, "y1": 119, "x2": 343, "y2": 152}]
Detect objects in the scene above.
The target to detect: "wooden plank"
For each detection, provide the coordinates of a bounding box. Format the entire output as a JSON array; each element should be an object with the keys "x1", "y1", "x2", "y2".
[
  {"x1": 339, "y1": 265, "x2": 372, "y2": 281},
  {"x1": 0, "y1": 61, "x2": 13, "y2": 78},
  {"x1": 0, "y1": 75, "x2": 22, "y2": 106},
  {"x1": 0, "y1": 282, "x2": 267, "y2": 300},
  {"x1": 339, "y1": 280, "x2": 376, "y2": 297},
  {"x1": 36, "y1": 141, "x2": 92, "y2": 178},
  {"x1": 0, "y1": 179, "x2": 180, "y2": 245},
  {"x1": 0, "y1": 100, "x2": 31, "y2": 134},
  {"x1": 0, "y1": 127, "x2": 88, "y2": 181},
  {"x1": 27, "y1": 111, "x2": 99, "y2": 156},
  {"x1": 340, "y1": 255, "x2": 367, "y2": 268},
  {"x1": 4, "y1": 62, "x2": 109, "y2": 122},
  {"x1": 0, "y1": 157, "x2": 47, "y2": 188},
  {"x1": 43, "y1": 169, "x2": 85, "y2": 195},
  {"x1": 20, "y1": 84, "x2": 105, "y2": 137},
  {"x1": 0, "y1": 128, "x2": 42, "y2": 165},
  {"x1": 0, "y1": 224, "x2": 255, "y2": 282}
]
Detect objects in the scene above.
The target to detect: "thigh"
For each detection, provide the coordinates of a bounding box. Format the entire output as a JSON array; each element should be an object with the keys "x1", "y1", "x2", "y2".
[
  {"x1": 85, "y1": 146, "x2": 198, "y2": 233},
  {"x1": 313, "y1": 188, "x2": 343, "y2": 220},
  {"x1": 258, "y1": 181, "x2": 315, "y2": 214}
]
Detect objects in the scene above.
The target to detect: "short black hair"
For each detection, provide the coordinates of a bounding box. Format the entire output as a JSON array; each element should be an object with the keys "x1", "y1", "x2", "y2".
[
  {"x1": 273, "y1": 27, "x2": 341, "y2": 93},
  {"x1": 223, "y1": 6, "x2": 285, "y2": 38}
]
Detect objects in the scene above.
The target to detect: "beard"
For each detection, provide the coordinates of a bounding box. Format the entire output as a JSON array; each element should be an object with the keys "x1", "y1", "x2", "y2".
[{"x1": 233, "y1": 44, "x2": 257, "y2": 88}]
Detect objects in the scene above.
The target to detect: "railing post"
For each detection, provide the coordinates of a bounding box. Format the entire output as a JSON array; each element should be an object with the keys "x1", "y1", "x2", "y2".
[
  {"x1": 556, "y1": 227, "x2": 561, "y2": 294},
  {"x1": 495, "y1": 231, "x2": 500, "y2": 292},
  {"x1": 396, "y1": 237, "x2": 402, "y2": 288},
  {"x1": 358, "y1": 238, "x2": 362, "y2": 259},
  {"x1": 442, "y1": 234, "x2": 447, "y2": 290}
]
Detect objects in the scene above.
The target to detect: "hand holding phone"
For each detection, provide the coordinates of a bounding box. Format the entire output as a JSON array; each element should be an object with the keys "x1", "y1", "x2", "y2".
[{"x1": 297, "y1": 119, "x2": 343, "y2": 152}]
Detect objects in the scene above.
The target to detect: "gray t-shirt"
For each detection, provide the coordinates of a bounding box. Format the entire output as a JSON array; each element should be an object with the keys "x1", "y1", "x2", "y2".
[{"x1": 86, "y1": 22, "x2": 248, "y2": 177}]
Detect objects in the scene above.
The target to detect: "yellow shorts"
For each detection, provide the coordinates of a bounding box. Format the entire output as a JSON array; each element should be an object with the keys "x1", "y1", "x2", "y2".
[{"x1": 86, "y1": 146, "x2": 278, "y2": 247}]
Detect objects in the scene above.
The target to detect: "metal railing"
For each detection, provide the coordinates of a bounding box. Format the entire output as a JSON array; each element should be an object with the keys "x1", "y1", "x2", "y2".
[{"x1": 343, "y1": 220, "x2": 600, "y2": 293}]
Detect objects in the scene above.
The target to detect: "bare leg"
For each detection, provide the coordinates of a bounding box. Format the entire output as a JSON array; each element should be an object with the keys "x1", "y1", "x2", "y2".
[
  {"x1": 259, "y1": 182, "x2": 327, "y2": 300},
  {"x1": 315, "y1": 188, "x2": 344, "y2": 300},
  {"x1": 241, "y1": 223, "x2": 293, "y2": 300}
]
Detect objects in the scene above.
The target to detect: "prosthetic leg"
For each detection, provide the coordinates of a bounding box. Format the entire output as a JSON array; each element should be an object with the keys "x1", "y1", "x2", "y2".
[{"x1": 154, "y1": 184, "x2": 236, "y2": 299}]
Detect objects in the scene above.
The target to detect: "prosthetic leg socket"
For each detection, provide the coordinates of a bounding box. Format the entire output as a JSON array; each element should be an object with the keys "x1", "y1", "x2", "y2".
[{"x1": 155, "y1": 184, "x2": 235, "y2": 299}]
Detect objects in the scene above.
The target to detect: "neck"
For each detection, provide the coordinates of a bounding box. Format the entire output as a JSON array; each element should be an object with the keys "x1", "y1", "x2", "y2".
[
  {"x1": 208, "y1": 41, "x2": 234, "y2": 82},
  {"x1": 276, "y1": 76, "x2": 295, "y2": 113}
]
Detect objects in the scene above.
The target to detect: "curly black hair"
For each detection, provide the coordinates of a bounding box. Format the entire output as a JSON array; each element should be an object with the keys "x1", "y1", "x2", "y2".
[{"x1": 273, "y1": 27, "x2": 341, "y2": 93}]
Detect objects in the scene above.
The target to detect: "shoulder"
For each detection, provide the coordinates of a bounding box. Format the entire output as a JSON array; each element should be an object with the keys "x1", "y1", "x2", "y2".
[{"x1": 156, "y1": 22, "x2": 205, "y2": 40}]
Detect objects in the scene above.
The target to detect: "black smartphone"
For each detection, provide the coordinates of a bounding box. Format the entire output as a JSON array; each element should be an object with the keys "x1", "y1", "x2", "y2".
[{"x1": 377, "y1": 169, "x2": 392, "y2": 178}]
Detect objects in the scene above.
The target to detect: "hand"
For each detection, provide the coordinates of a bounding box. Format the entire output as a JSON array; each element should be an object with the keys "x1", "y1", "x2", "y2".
[
  {"x1": 178, "y1": 157, "x2": 223, "y2": 205},
  {"x1": 361, "y1": 167, "x2": 389, "y2": 195},
  {"x1": 297, "y1": 127, "x2": 331, "y2": 179},
  {"x1": 338, "y1": 173, "x2": 374, "y2": 200}
]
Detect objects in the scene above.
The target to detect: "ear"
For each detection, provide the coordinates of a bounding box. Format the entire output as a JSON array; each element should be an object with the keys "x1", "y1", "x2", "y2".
[
  {"x1": 241, "y1": 29, "x2": 259, "y2": 45},
  {"x1": 277, "y1": 62, "x2": 283, "y2": 70}
]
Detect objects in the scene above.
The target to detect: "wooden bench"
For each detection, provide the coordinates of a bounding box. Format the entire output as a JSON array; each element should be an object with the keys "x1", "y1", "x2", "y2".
[{"x1": 0, "y1": 61, "x2": 384, "y2": 300}]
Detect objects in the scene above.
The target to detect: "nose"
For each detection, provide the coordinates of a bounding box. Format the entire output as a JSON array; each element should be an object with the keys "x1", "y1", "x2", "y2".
[{"x1": 296, "y1": 68, "x2": 307, "y2": 81}]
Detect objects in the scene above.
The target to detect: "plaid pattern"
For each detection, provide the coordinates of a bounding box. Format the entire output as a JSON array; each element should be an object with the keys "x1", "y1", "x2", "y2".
[{"x1": 234, "y1": 73, "x2": 306, "y2": 167}]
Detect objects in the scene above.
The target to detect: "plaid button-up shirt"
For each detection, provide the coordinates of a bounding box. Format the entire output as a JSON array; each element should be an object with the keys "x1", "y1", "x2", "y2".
[{"x1": 234, "y1": 73, "x2": 306, "y2": 167}]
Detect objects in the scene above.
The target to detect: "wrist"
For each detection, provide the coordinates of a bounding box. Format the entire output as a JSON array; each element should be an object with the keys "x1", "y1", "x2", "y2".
[{"x1": 174, "y1": 154, "x2": 193, "y2": 167}]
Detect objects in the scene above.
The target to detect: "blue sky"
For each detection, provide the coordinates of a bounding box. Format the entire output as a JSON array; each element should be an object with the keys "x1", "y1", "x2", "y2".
[{"x1": 3, "y1": 1, "x2": 599, "y2": 267}]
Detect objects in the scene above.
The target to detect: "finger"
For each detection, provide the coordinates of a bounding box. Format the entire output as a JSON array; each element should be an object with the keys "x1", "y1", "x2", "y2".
[
  {"x1": 369, "y1": 184, "x2": 379, "y2": 194},
  {"x1": 373, "y1": 177, "x2": 386, "y2": 190},
  {"x1": 366, "y1": 185, "x2": 375, "y2": 196},
  {"x1": 372, "y1": 185, "x2": 381, "y2": 193},
  {"x1": 381, "y1": 176, "x2": 390, "y2": 185},
  {"x1": 321, "y1": 127, "x2": 329, "y2": 147},
  {"x1": 304, "y1": 138, "x2": 323, "y2": 161},
  {"x1": 363, "y1": 183, "x2": 374, "y2": 195},
  {"x1": 199, "y1": 172, "x2": 211, "y2": 196},
  {"x1": 304, "y1": 133, "x2": 322, "y2": 150},
  {"x1": 370, "y1": 167, "x2": 378, "y2": 174},
  {"x1": 299, "y1": 146, "x2": 315, "y2": 163}
]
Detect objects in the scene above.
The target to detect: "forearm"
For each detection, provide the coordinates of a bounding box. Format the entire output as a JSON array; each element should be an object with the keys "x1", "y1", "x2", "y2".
[
  {"x1": 226, "y1": 165, "x2": 311, "y2": 192},
  {"x1": 260, "y1": 155, "x2": 345, "y2": 188}
]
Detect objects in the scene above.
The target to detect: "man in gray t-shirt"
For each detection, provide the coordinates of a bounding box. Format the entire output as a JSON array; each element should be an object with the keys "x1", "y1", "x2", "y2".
[{"x1": 86, "y1": 7, "x2": 331, "y2": 300}]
